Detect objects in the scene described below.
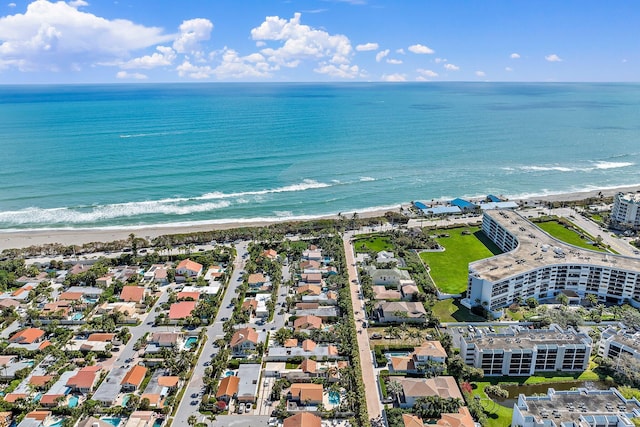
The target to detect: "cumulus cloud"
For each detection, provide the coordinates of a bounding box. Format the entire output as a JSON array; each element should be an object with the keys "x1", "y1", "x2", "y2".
[
  {"x1": 444, "y1": 63, "x2": 460, "y2": 71},
  {"x1": 211, "y1": 48, "x2": 273, "y2": 79},
  {"x1": 382, "y1": 73, "x2": 406, "y2": 82},
  {"x1": 116, "y1": 71, "x2": 147, "y2": 79},
  {"x1": 396, "y1": 48, "x2": 405, "y2": 54},
  {"x1": 475, "y1": 70, "x2": 485, "y2": 77},
  {"x1": 177, "y1": 60, "x2": 214, "y2": 79},
  {"x1": 545, "y1": 53, "x2": 562, "y2": 62},
  {"x1": 417, "y1": 68, "x2": 438, "y2": 78},
  {"x1": 68, "y1": 0, "x2": 88, "y2": 7},
  {"x1": 0, "y1": 0, "x2": 172, "y2": 72},
  {"x1": 510, "y1": 52, "x2": 520, "y2": 59},
  {"x1": 8, "y1": 2, "x2": 16, "y2": 7},
  {"x1": 251, "y1": 13, "x2": 353, "y2": 67},
  {"x1": 314, "y1": 63, "x2": 360, "y2": 78},
  {"x1": 356, "y1": 42, "x2": 378, "y2": 51},
  {"x1": 375, "y1": 49, "x2": 389, "y2": 62},
  {"x1": 173, "y1": 18, "x2": 214, "y2": 55},
  {"x1": 408, "y1": 43, "x2": 434, "y2": 54},
  {"x1": 121, "y1": 46, "x2": 176, "y2": 69},
  {"x1": 434, "y1": 57, "x2": 447, "y2": 63},
  {"x1": 386, "y1": 58, "x2": 402, "y2": 64}
]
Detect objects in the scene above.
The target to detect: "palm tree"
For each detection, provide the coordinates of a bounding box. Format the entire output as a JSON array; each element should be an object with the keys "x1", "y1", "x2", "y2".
[
  {"x1": 187, "y1": 415, "x2": 197, "y2": 427},
  {"x1": 387, "y1": 380, "x2": 403, "y2": 406}
]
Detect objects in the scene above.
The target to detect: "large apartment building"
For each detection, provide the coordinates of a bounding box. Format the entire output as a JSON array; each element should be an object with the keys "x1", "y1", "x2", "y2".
[
  {"x1": 598, "y1": 326, "x2": 640, "y2": 363},
  {"x1": 611, "y1": 192, "x2": 640, "y2": 230},
  {"x1": 464, "y1": 210, "x2": 640, "y2": 315},
  {"x1": 460, "y1": 324, "x2": 591, "y2": 376}
]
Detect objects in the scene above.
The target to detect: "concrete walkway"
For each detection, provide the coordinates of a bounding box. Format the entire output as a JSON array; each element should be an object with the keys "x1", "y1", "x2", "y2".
[{"x1": 343, "y1": 233, "x2": 382, "y2": 422}]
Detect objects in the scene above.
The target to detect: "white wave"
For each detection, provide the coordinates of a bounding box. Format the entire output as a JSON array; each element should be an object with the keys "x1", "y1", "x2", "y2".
[
  {"x1": 592, "y1": 161, "x2": 634, "y2": 170},
  {"x1": 0, "y1": 200, "x2": 231, "y2": 225},
  {"x1": 520, "y1": 165, "x2": 577, "y2": 172},
  {"x1": 119, "y1": 130, "x2": 187, "y2": 139},
  {"x1": 359, "y1": 176, "x2": 376, "y2": 182},
  {"x1": 198, "y1": 179, "x2": 332, "y2": 200}
]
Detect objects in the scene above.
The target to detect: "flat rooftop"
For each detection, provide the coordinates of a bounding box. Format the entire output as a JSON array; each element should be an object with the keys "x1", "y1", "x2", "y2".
[
  {"x1": 519, "y1": 389, "x2": 639, "y2": 425},
  {"x1": 465, "y1": 328, "x2": 588, "y2": 351},
  {"x1": 470, "y1": 210, "x2": 640, "y2": 282}
]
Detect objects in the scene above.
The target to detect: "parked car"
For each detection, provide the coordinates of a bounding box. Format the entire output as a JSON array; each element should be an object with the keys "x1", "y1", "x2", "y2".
[
  {"x1": 237, "y1": 403, "x2": 245, "y2": 414},
  {"x1": 245, "y1": 403, "x2": 252, "y2": 412},
  {"x1": 370, "y1": 333, "x2": 382, "y2": 339}
]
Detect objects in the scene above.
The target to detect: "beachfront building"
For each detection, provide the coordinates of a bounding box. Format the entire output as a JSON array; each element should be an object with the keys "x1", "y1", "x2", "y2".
[
  {"x1": 511, "y1": 388, "x2": 640, "y2": 427},
  {"x1": 460, "y1": 324, "x2": 591, "y2": 376},
  {"x1": 611, "y1": 192, "x2": 640, "y2": 231},
  {"x1": 464, "y1": 210, "x2": 640, "y2": 316}
]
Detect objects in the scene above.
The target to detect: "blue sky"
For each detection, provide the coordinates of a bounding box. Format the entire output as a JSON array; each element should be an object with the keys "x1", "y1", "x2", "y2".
[{"x1": 0, "y1": 0, "x2": 637, "y2": 83}]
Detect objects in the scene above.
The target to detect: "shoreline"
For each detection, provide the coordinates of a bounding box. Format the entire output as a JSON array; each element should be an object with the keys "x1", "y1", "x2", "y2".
[{"x1": 2, "y1": 185, "x2": 638, "y2": 251}]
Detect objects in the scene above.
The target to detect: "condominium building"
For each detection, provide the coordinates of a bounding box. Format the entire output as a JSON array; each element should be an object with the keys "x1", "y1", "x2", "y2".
[
  {"x1": 611, "y1": 192, "x2": 640, "y2": 230},
  {"x1": 598, "y1": 326, "x2": 640, "y2": 363},
  {"x1": 460, "y1": 324, "x2": 591, "y2": 376},
  {"x1": 464, "y1": 210, "x2": 640, "y2": 315}
]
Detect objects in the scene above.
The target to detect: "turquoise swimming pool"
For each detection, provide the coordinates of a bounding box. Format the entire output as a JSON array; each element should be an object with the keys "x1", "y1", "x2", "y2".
[
  {"x1": 100, "y1": 417, "x2": 122, "y2": 427},
  {"x1": 71, "y1": 313, "x2": 83, "y2": 321},
  {"x1": 329, "y1": 391, "x2": 341, "y2": 405},
  {"x1": 184, "y1": 336, "x2": 197, "y2": 349},
  {"x1": 46, "y1": 419, "x2": 64, "y2": 427},
  {"x1": 121, "y1": 395, "x2": 130, "y2": 407},
  {"x1": 68, "y1": 395, "x2": 79, "y2": 408}
]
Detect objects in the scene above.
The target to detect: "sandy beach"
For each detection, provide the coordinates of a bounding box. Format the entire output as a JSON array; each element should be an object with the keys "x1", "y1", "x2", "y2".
[{"x1": 2, "y1": 185, "x2": 638, "y2": 251}]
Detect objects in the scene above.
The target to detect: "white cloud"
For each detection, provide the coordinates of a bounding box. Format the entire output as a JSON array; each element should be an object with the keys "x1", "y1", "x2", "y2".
[
  {"x1": 251, "y1": 13, "x2": 353, "y2": 67},
  {"x1": 396, "y1": 48, "x2": 405, "y2": 54},
  {"x1": 255, "y1": 41, "x2": 266, "y2": 47},
  {"x1": 505, "y1": 66, "x2": 513, "y2": 72},
  {"x1": 356, "y1": 42, "x2": 378, "y2": 51},
  {"x1": 314, "y1": 63, "x2": 360, "y2": 78},
  {"x1": 68, "y1": 0, "x2": 88, "y2": 7},
  {"x1": 416, "y1": 76, "x2": 427, "y2": 81},
  {"x1": 116, "y1": 71, "x2": 147, "y2": 79},
  {"x1": 8, "y1": 2, "x2": 16, "y2": 6},
  {"x1": 434, "y1": 57, "x2": 447, "y2": 63},
  {"x1": 545, "y1": 53, "x2": 562, "y2": 62},
  {"x1": 177, "y1": 60, "x2": 214, "y2": 79},
  {"x1": 386, "y1": 58, "x2": 402, "y2": 64},
  {"x1": 408, "y1": 43, "x2": 434, "y2": 54},
  {"x1": 382, "y1": 73, "x2": 406, "y2": 82},
  {"x1": 475, "y1": 70, "x2": 485, "y2": 77},
  {"x1": 510, "y1": 52, "x2": 520, "y2": 59},
  {"x1": 444, "y1": 63, "x2": 460, "y2": 71},
  {"x1": 173, "y1": 18, "x2": 213, "y2": 54},
  {"x1": 212, "y1": 48, "x2": 273, "y2": 79},
  {"x1": 375, "y1": 49, "x2": 389, "y2": 62},
  {"x1": 0, "y1": 0, "x2": 172, "y2": 72},
  {"x1": 417, "y1": 68, "x2": 438, "y2": 78},
  {"x1": 121, "y1": 46, "x2": 176, "y2": 69}
]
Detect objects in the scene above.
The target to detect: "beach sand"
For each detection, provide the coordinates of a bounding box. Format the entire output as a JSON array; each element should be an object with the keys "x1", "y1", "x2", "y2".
[{"x1": 2, "y1": 185, "x2": 638, "y2": 251}]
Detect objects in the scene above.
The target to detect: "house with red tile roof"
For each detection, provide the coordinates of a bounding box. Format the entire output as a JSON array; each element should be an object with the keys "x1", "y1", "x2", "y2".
[
  {"x1": 95, "y1": 276, "x2": 113, "y2": 287},
  {"x1": 262, "y1": 249, "x2": 278, "y2": 260},
  {"x1": 437, "y1": 407, "x2": 476, "y2": 427},
  {"x1": 67, "y1": 366, "x2": 102, "y2": 393},
  {"x1": 296, "y1": 285, "x2": 322, "y2": 296},
  {"x1": 119, "y1": 286, "x2": 146, "y2": 303},
  {"x1": 168, "y1": 301, "x2": 197, "y2": 321},
  {"x1": 216, "y1": 375, "x2": 239, "y2": 402},
  {"x1": 283, "y1": 412, "x2": 321, "y2": 427},
  {"x1": 121, "y1": 365, "x2": 147, "y2": 391},
  {"x1": 247, "y1": 273, "x2": 266, "y2": 287},
  {"x1": 9, "y1": 328, "x2": 45, "y2": 344},
  {"x1": 293, "y1": 315, "x2": 323, "y2": 331},
  {"x1": 58, "y1": 291, "x2": 84, "y2": 302},
  {"x1": 395, "y1": 376, "x2": 462, "y2": 409},
  {"x1": 288, "y1": 383, "x2": 323, "y2": 405},
  {"x1": 403, "y1": 414, "x2": 425, "y2": 427},
  {"x1": 29, "y1": 376, "x2": 54, "y2": 389},
  {"x1": 176, "y1": 291, "x2": 200, "y2": 301},
  {"x1": 230, "y1": 327, "x2": 259, "y2": 355},
  {"x1": 175, "y1": 259, "x2": 203, "y2": 280}
]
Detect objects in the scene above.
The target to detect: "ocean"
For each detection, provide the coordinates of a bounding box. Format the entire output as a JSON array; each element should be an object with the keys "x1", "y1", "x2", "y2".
[{"x1": 0, "y1": 82, "x2": 639, "y2": 230}]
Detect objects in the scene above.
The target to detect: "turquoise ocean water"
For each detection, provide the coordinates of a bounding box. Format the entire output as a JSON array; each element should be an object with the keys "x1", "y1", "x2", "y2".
[{"x1": 0, "y1": 83, "x2": 639, "y2": 230}]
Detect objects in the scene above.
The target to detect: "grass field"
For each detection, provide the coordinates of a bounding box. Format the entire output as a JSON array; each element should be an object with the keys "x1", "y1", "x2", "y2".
[
  {"x1": 354, "y1": 235, "x2": 393, "y2": 253},
  {"x1": 432, "y1": 299, "x2": 485, "y2": 323},
  {"x1": 419, "y1": 227, "x2": 502, "y2": 294},
  {"x1": 471, "y1": 382, "x2": 513, "y2": 427},
  {"x1": 536, "y1": 220, "x2": 606, "y2": 252}
]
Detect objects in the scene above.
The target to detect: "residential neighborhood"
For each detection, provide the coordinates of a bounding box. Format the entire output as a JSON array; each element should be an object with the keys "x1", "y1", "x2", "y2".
[{"x1": 1, "y1": 195, "x2": 640, "y2": 427}]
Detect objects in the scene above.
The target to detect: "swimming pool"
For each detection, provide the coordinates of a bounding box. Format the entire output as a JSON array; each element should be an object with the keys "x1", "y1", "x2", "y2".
[
  {"x1": 121, "y1": 395, "x2": 130, "y2": 407},
  {"x1": 71, "y1": 313, "x2": 83, "y2": 321},
  {"x1": 68, "y1": 395, "x2": 79, "y2": 408},
  {"x1": 329, "y1": 391, "x2": 341, "y2": 405},
  {"x1": 184, "y1": 336, "x2": 197, "y2": 350},
  {"x1": 386, "y1": 352, "x2": 410, "y2": 358},
  {"x1": 223, "y1": 370, "x2": 235, "y2": 377},
  {"x1": 33, "y1": 392, "x2": 42, "y2": 402},
  {"x1": 46, "y1": 418, "x2": 64, "y2": 427},
  {"x1": 100, "y1": 417, "x2": 122, "y2": 427}
]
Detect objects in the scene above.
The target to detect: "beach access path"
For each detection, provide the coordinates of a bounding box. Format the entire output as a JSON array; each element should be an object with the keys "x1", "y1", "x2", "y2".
[{"x1": 343, "y1": 232, "x2": 382, "y2": 422}]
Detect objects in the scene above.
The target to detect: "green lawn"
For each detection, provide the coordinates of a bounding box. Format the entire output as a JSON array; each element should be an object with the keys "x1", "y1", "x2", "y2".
[
  {"x1": 420, "y1": 227, "x2": 502, "y2": 294},
  {"x1": 536, "y1": 220, "x2": 606, "y2": 252},
  {"x1": 354, "y1": 236, "x2": 393, "y2": 253},
  {"x1": 471, "y1": 382, "x2": 513, "y2": 427},
  {"x1": 432, "y1": 299, "x2": 485, "y2": 323}
]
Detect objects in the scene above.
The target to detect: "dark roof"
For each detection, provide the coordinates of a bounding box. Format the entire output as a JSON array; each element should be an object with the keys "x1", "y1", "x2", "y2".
[
  {"x1": 487, "y1": 194, "x2": 502, "y2": 202},
  {"x1": 450, "y1": 198, "x2": 477, "y2": 209}
]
